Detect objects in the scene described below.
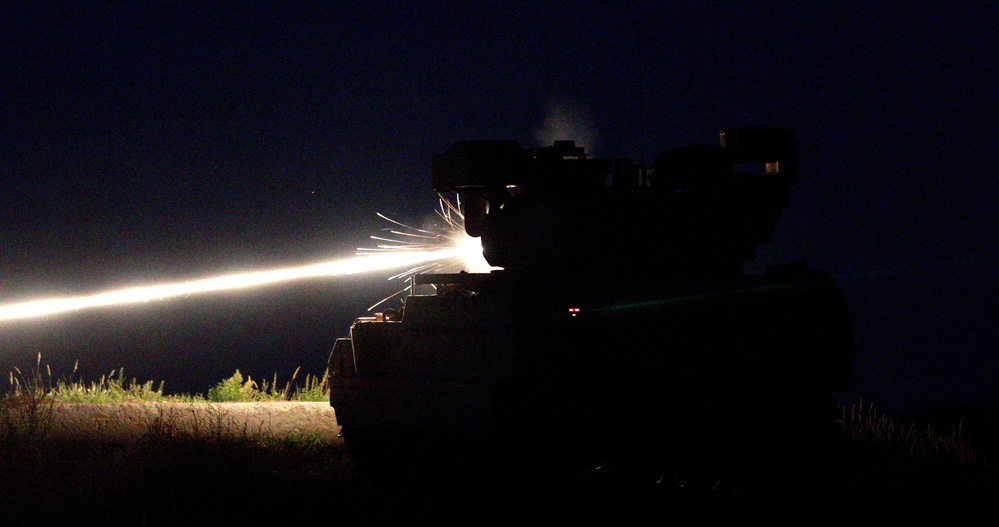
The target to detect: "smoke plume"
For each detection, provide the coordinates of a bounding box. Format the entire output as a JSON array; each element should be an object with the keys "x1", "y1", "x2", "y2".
[{"x1": 533, "y1": 99, "x2": 597, "y2": 152}]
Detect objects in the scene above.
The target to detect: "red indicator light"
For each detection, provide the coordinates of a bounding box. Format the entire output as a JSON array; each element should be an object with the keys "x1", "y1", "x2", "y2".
[{"x1": 568, "y1": 307, "x2": 581, "y2": 316}]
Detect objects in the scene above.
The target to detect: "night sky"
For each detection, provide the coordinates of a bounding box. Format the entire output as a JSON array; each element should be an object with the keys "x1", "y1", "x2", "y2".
[{"x1": 1, "y1": 2, "x2": 996, "y2": 409}]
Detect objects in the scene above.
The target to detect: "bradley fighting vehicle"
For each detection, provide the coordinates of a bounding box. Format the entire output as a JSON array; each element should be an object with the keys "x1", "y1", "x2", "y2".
[{"x1": 328, "y1": 126, "x2": 855, "y2": 484}]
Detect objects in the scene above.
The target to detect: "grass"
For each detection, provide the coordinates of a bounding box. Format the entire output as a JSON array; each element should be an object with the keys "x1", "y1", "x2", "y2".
[
  {"x1": 203, "y1": 367, "x2": 330, "y2": 402},
  {"x1": 1, "y1": 403, "x2": 353, "y2": 525},
  {"x1": 7, "y1": 354, "x2": 983, "y2": 467},
  {"x1": 2, "y1": 356, "x2": 997, "y2": 524},
  {"x1": 841, "y1": 399, "x2": 989, "y2": 467},
  {"x1": 4, "y1": 354, "x2": 330, "y2": 404},
  {"x1": 0, "y1": 356, "x2": 348, "y2": 525},
  {"x1": 3, "y1": 356, "x2": 992, "y2": 469}
]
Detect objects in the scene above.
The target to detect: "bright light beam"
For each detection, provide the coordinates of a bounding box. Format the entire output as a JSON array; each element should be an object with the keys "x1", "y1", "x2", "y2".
[
  {"x1": 0, "y1": 194, "x2": 495, "y2": 322},
  {"x1": 0, "y1": 249, "x2": 465, "y2": 322}
]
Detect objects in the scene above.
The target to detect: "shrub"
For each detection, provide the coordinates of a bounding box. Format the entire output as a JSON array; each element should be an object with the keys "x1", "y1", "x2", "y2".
[{"x1": 206, "y1": 370, "x2": 258, "y2": 402}]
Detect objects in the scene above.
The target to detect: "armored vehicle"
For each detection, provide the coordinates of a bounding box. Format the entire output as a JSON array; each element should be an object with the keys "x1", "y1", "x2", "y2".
[{"x1": 328, "y1": 127, "x2": 854, "y2": 488}]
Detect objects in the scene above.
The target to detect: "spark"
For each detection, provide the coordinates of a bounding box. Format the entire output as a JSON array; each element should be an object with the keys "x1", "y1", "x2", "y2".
[
  {"x1": 357, "y1": 193, "x2": 498, "y2": 311},
  {"x1": 0, "y1": 194, "x2": 491, "y2": 322},
  {"x1": 359, "y1": 194, "x2": 493, "y2": 277}
]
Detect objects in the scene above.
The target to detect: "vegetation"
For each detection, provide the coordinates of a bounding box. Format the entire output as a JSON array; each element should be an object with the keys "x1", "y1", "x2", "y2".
[
  {"x1": 204, "y1": 367, "x2": 330, "y2": 403},
  {"x1": 841, "y1": 399, "x2": 988, "y2": 467},
  {"x1": 1, "y1": 355, "x2": 347, "y2": 525},
  {"x1": 3, "y1": 356, "x2": 992, "y2": 467},
  {"x1": 4, "y1": 356, "x2": 989, "y2": 467},
  {"x1": 1, "y1": 356, "x2": 996, "y2": 524},
  {"x1": 4, "y1": 354, "x2": 330, "y2": 403}
]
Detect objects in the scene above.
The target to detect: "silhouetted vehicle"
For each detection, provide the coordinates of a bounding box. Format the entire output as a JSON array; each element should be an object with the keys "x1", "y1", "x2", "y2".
[{"x1": 328, "y1": 127, "x2": 854, "y2": 490}]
